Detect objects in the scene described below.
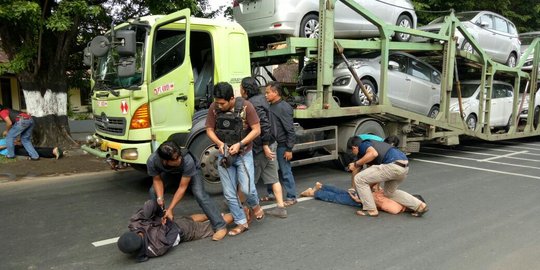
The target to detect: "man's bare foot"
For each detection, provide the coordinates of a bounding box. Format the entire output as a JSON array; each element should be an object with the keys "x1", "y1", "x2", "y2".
[
  {"x1": 300, "y1": 188, "x2": 314, "y2": 197},
  {"x1": 314, "y1": 182, "x2": 323, "y2": 191}
]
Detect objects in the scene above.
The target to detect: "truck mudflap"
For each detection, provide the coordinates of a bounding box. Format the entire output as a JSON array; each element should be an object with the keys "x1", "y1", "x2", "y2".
[{"x1": 82, "y1": 135, "x2": 153, "y2": 165}]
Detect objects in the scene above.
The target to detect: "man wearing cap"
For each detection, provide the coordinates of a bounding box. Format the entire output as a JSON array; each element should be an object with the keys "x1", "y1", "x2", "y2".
[
  {"x1": 146, "y1": 140, "x2": 228, "y2": 241},
  {"x1": 0, "y1": 104, "x2": 39, "y2": 160},
  {"x1": 118, "y1": 200, "x2": 234, "y2": 262},
  {"x1": 347, "y1": 136, "x2": 429, "y2": 217}
]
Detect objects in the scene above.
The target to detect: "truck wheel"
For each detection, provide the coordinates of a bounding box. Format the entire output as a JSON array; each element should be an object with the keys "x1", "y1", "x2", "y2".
[
  {"x1": 299, "y1": 13, "x2": 319, "y2": 38},
  {"x1": 393, "y1": 14, "x2": 412, "y2": 42},
  {"x1": 334, "y1": 119, "x2": 385, "y2": 169},
  {"x1": 351, "y1": 79, "x2": 377, "y2": 106},
  {"x1": 189, "y1": 135, "x2": 223, "y2": 195}
]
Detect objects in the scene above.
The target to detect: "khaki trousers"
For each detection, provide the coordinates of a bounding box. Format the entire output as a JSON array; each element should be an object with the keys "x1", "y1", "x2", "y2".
[{"x1": 353, "y1": 162, "x2": 422, "y2": 211}]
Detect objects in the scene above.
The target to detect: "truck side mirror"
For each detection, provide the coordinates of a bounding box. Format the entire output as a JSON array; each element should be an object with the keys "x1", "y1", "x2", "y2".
[
  {"x1": 90, "y1": 35, "x2": 110, "y2": 57},
  {"x1": 118, "y1": 57, "x2": 136, "y2": 77},
  {"x1": 83, "y1": 46, "x2": 92, "y2": 67},
  {"x1": 116, "y1": 30, "x2": 136, "y2": 56}
]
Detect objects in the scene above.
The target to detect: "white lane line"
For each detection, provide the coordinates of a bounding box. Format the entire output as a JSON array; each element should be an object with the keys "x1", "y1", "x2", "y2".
[
  {"x1": 484, "y1": 143, "x2": 540, "y2": 151},
  {"x1": 92, "y1": 237, "x2": 119, "y2": 247},
  {"x1": 418, "y1": 152, "x2": 540, "y2": 170},
  {"x1": 480, "y1": 151, "x2": 529, "y2": 162},
  {"x1": 412, "y1": 158, "x2": 540, "y2": 180},
  {"x1": 93, "y1": 197, "x2": 315, "y2": 247},
  {"x1": 462, "y1": 145, "x2": 540, "y2": 156},
  {"x1": 423, "y1": 147, "x2": 536, "y2": 162}
]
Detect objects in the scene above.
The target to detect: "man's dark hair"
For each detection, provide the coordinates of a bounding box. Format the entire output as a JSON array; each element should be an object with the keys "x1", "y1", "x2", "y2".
[
  {"x1": 384, "y1": 135, "x2": 400, "y2": 147},
  {"x1": 241, "y1": 77, "x2": 260, "y2": 98},
  {"x1": 157, "y1": 141, "x2": 181, "y2": 161},
  {"x1": 266, "y1": 81, "x2": 283, "y2": 96},
  {"x1": 213, "y1": 82, "x2": 234, "y2": 100},
  {"x1": 347, "y1": 136, "x2": 363, "y2": 149},
  {"x1": 117, "y1": 231, "x2": 143, "y2": 254}
]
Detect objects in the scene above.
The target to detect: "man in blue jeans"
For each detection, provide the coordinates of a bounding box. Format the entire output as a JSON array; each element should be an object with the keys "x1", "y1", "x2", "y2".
[
  {"x1": 146, "y1": 140, "x2": 227, "y2": 241},
  {"x1": 266, "y1": 81, "x2": 297, "y2": 206},
  {"x1": 0, "y1": 104, "x2": 39, "y2": 160},
  {"x1": 205, "y1": 82, "x2": 263, "y2": 236}
]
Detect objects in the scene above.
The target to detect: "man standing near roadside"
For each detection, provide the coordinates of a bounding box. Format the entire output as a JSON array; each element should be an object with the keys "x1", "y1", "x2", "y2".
[
  {"x1": 347, "y1": 136, "x2": 429, "y2": 217},
  {"x1": 146, "y1": 140, "x2": 227, "y2": 241},
  {"x1": 240, "y1": 77, "x2": 287, "y2": 218},
  {"x1": 265, "y1": 81, "x2": 297, "y2": 206},
  {"x1": 0, "y1": 104, "x2": 39, "y2": 160},
  {"x1": 206, "y1": 82, "x2": 263, "y2": 236}
]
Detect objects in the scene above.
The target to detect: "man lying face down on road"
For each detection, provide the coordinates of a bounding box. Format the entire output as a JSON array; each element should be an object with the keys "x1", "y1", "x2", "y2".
[{"x1": 117, "y1": 200, "x2": 233, "y2": 262}]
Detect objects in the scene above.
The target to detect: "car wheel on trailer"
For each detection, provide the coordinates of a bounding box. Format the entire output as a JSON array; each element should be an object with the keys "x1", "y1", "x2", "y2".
[
  {"x1": 393, "y1": 14, "x2": 413, "y2": 42},
  {"x1": 506, "y1": 53, "x2": 517, "y2": 67},
  {"x1": 428, "y1": 105, "x2": 440, "y2": 118},
  {"x1": 189, "y1": 135, "x2": 223, "y2": 195},
  {"x1": 351, "y1": 79, "x2": 377, "y2": 106},
  {"x1": 465, "y1": 114, "x2": 477, "y2": 130},
  {"x1": 300, "y1": 13, "x2": 320, "y2": 38},
  {"x1": 461, "y1": 41, "x2": 474, "y2": 54}
]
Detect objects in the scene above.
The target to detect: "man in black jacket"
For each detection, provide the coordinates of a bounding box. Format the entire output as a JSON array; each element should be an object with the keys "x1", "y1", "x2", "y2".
[
  {"x1": 240, "y1": 77, "x2": 287, "y2": 218},
  {"x1": 265, "y1": 81, "x2": 297, "y2": 206}
]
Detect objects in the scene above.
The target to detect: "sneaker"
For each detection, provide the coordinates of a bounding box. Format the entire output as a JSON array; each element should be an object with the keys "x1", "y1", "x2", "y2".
[{"x1": 266, "y1": 207, "x2": 287, "y2": 218}]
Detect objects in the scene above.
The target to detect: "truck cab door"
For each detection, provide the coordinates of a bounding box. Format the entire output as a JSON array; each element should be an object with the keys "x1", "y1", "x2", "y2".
[{"x1": 147, "y1": 10, "x2": 194, "y2": 144}]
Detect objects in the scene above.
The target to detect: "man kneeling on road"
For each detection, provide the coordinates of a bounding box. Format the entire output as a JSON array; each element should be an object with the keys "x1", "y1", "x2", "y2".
[
  {"x1": 146, "y1": 140, "x2": 227, "y2": 240},
  {"x1": 117, "y1": 200, "x2": 234, "y2": 262}
]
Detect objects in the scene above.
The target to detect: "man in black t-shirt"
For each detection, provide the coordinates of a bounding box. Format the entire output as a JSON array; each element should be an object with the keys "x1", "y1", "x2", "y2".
[{"x1": 146, "y1": 140, "x2": 227, "y2": 241}]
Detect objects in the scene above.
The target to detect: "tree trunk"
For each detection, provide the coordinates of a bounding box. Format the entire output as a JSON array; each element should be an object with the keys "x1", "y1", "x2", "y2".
[{"x1": 22, "y1": 88, "x2": 78, "y2": 149}]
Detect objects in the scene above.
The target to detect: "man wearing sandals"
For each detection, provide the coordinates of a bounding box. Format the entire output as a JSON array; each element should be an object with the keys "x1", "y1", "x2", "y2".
[
  {"x1": 206, "y1": 82, "x2": 264, "y2": 236},
  {"x1": 240, "y1": 77, "x2": 287, "y2": 218},
  {"x1": 265, "y1": 81, "x2": 298, "y2": 207},
  {"x1": 347, "y1": 136, "x2": 429, "y2": 217}
]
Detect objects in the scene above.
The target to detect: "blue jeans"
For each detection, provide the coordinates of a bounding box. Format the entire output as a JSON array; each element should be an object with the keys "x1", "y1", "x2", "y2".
[
  {"x1": 276, "y1": 146, "x2": 297, "y2": 200},
  {"x1": 314, "y1": 185, "x2": 362, "y2": 208},
  {"x1": 149, "y1": 172, "x2": 226, "y2": 231},
  {"x1": 218, "y1": 150, "x2": 259, "y2": 225},
  {"x1": 6, "y1": 118, "x2": 39, "y2": 159}
]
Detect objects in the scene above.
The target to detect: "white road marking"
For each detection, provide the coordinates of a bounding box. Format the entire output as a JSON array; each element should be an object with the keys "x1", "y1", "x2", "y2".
[
  {"x1": 484, "y1": 143, "x2": 540, "y2": 151},
  {"x1": 462, "y1": 145, "x2": 540, "y2": 156},
  {"x1": 418, "y1": 152, "x2": 540, "y2": 170},
  {"x1": 93, "y1": 197, "x2": 315, "y2": 247},
  {"x1": 480, "y1": 151, "x2": 529, "y2": 162},
  {"x1": 92, "y1": 237, "x2": 119, "y2": 247},
  {"x1": 412, "y1": 158, "x2": 540, "y2": 180},
  {"x1": 423, "y1": 147, "x2": 537, "y2": 162}
]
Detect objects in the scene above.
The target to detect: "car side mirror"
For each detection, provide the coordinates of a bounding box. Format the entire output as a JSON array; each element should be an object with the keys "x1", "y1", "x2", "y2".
[
  {"x1": 116, "y1": 30, "x2": 136, "y2": 56},
  {"x1": 388, "y1": 61, "x2": 400, "y2": 71},
  {"x1": 83, "y1": 46, "x2": 92, "y2": 67},
  {"x1": 479, "y1": 21, "x2": 489, "y2": 28}
]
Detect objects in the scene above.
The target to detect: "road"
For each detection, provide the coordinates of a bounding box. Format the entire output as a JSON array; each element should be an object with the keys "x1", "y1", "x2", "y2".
[{"x1": 1, "y1": 138, "x2": 540, "y2": 270}]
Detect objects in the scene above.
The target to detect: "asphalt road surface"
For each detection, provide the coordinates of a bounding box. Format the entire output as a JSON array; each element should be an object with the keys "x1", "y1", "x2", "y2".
[{"x1": 1, "y1": 138, "x2": 540, "y2": 270}]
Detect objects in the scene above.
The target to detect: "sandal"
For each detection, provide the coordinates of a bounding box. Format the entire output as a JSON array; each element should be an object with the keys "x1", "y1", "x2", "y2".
[
  {"x1": 411, "y1": 203, "x2": 429, "y2": 217},
  {"x1": 252, "y1": 205, "x2": 265, "y2": 221},
  {"x1": 260, "y1": 195, "x2": 276, "y2": 202},
  {"x1": 283, "y1": 199, "x2": 297, "y2": 207},
  {"x1": 228, "y1": 224, "x2": 248, "y2": 236},
  {"x1": 243, "y1": 206, "x2": 252, "y2": 224},
  {"x1": 356, "y1": 210, "x2": 379, "y2": 217}
]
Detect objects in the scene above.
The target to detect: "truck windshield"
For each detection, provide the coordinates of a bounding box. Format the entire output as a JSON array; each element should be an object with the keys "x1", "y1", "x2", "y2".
[{"x1": 94, "y1": 25, "x2": 147, "y2": 90}]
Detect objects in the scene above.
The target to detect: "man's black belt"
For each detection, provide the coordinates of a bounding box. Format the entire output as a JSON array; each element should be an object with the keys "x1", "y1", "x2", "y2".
[{"x1": 393, "y1": 161, "x2": 408, "y2": 168}]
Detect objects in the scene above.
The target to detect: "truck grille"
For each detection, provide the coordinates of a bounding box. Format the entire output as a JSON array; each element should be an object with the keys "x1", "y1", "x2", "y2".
[{"x1": 94, "y1": 114, "x2": 126, "y2": 136}]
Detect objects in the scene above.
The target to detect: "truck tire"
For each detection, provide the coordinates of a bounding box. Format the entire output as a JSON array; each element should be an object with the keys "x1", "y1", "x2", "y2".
[
  {"x1": 189, "y1": 134, "x2": 223, "y2": 195},
  {"x1": 334, "y1": 119, "x2": 385, "y2": 169}
]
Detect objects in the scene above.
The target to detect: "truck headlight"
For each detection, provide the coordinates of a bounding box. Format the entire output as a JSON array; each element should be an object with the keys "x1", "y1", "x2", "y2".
[{"x1": 121, "y1": 148, "x2": 138, "y2": 160}]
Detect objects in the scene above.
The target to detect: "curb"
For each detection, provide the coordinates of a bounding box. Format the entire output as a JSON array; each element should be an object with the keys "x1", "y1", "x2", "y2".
[{"x1": 0, "y1": 168, "x2": 143, "y2": 184}]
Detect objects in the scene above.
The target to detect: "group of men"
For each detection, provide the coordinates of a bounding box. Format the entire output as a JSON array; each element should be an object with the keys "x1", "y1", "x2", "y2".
[{"x1": 118, "y1": 79, "x2": 429, "y2": 262}]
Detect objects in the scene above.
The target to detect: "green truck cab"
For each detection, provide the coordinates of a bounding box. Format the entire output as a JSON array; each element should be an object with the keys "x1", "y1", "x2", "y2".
[{"x1": 83, "y1": 10, "x2": 251, "y2": 193}]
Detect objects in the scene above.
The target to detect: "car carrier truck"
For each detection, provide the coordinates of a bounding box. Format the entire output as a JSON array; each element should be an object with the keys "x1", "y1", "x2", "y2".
[{"x1": 82, "y1": 0, "x2": 540, "y2": 194}]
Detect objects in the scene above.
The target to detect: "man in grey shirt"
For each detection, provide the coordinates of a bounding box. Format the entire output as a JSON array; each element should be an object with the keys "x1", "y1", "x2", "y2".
[{"x1": 146, "y1": 140, "x2": 227, "y2": 240}]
